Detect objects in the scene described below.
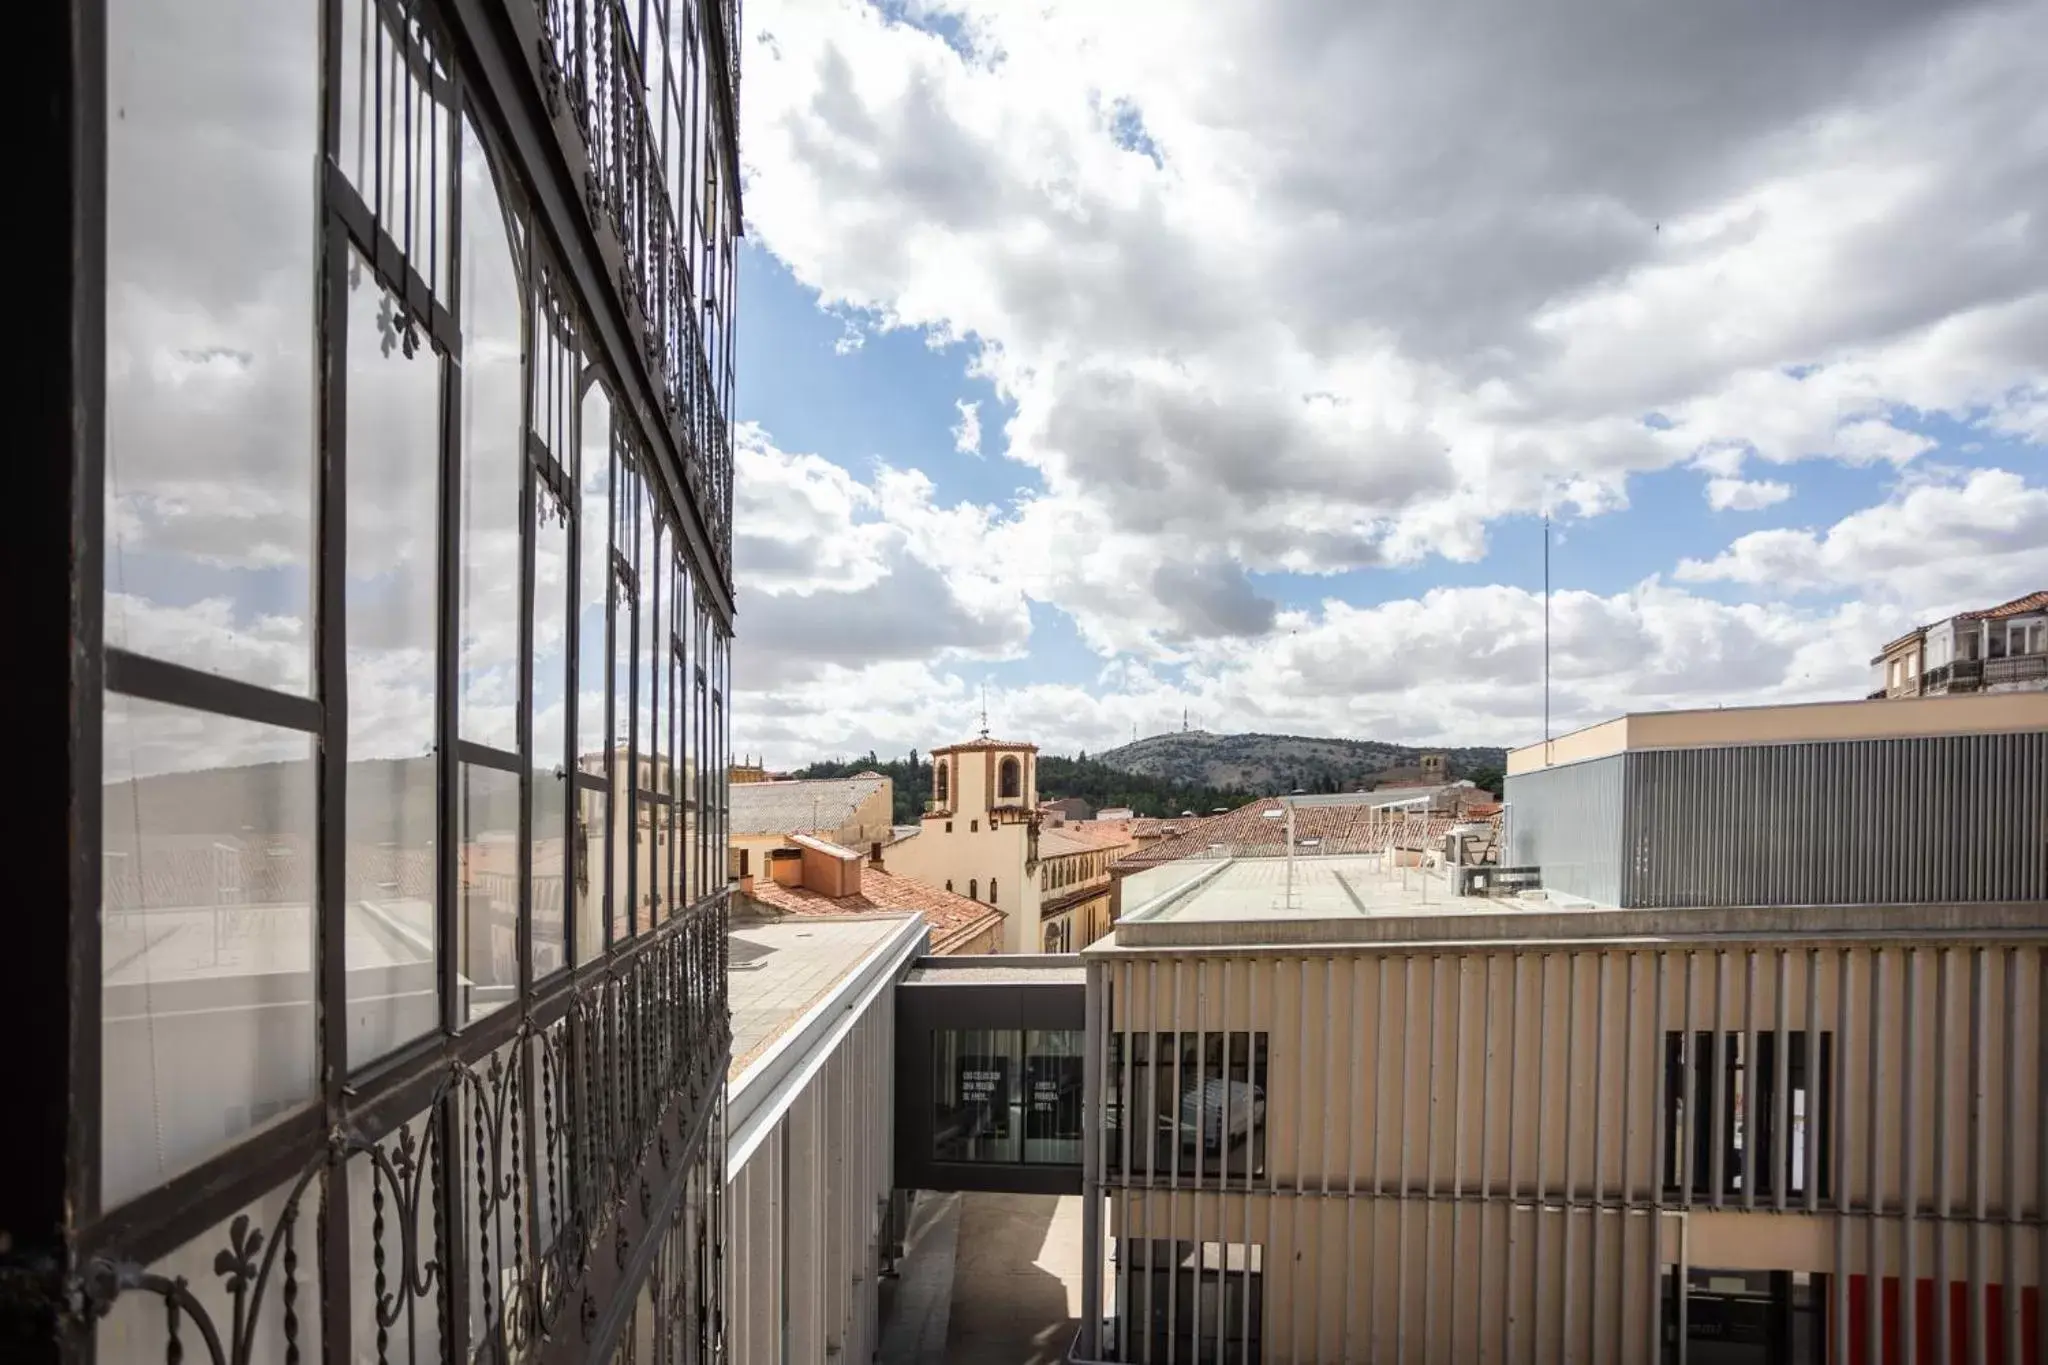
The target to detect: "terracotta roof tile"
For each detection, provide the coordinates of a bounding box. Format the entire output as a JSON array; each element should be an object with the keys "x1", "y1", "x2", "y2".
[
  {"x1": 1113, "y1": 793, "x2": 1498, "y2": 871},
  {"x1": 740, "y1": 865, "x2": 1003, "y2": 953},
  {"x1": 930, "y1": 737, "x2": 1039, "y2": 754},
  {"x1": 1038, "y1": 822, "x2": 1135, "y2": 858},
  {"x1": 1956, "y1": 590, "x2": 2048, "y2": 622}
]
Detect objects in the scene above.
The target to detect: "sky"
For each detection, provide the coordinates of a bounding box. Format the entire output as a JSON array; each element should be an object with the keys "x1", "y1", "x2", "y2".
[{"x1": 724, "y1": 0, "x2": 2048, "y2": 769}]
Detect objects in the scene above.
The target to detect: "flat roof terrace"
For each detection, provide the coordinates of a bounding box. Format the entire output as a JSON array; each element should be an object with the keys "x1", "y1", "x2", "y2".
[
  {"x1": 1120, "y1": 852, "x2": 1557, "y2": 926},
  {"x1": 728, "y1": 913, "x2": 920, "y2": 1078}
]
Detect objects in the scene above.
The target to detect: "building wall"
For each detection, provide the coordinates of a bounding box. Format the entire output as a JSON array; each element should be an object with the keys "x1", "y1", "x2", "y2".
[
  {"x1": 1082, "y1": 927, "x2": 2046, "y2": 1364},
  {"x1": 1621, "y1": 730, "x2": 2048, "y2": 909},
  {"x1": 881, "y1": 824, "x2": 1038, "y2": 952},
  {"x1": 1504, "y1": 753, "x2": 1627, "y2": 905},
  {"x1": 726, "y1": 925, "x2": 914, "y2": 1365},
  {"x1": 729, "y1": 782, "x2": 894, "y2": 870},
  {"x1": 1508, "y1": 729, "x2": 2048, "y2": 909},
  {"x1": 1508, "y1": 693, "x2": 2048, "y2": 774}
]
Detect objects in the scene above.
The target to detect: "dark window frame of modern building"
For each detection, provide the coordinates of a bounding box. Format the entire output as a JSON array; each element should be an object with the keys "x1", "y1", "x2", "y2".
[
  {"x1": 17, "y1": 0, "x2": 745, "y2": 1361},
  {"x1": 1106, "y1": 1030, "x2": 1272, "y2": 1184},
  {"x1": 1661, "y1": 1028, "x2": 1835, "y2": 1203}
]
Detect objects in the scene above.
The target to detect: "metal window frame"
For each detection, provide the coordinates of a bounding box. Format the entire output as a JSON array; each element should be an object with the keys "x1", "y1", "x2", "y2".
[{"x1": 24, "y1": 0, "x2": 746, "y2": 1360}]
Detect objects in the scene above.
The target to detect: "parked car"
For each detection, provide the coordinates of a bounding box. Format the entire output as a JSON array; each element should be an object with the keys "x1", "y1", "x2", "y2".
[{"x1": 1174, "y1": 1078, "x2": 1265, "y2": 1152}]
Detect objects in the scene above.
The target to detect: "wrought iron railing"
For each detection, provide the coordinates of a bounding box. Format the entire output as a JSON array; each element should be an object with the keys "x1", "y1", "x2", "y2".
[
  {"x1": 73, "y1": 891, "x2": 731, "y2": 1365},
  {"x1": 532, "y1": 0, "x2": 738, "y2": 575},
  {"x1": 1984, "y1": 651, "x2": 2048, "y2": 686}
]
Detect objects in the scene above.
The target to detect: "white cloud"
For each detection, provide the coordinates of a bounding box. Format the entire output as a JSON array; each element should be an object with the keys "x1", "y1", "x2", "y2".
[
  {"x1": 1705, "y1": 477, "x2": 1794, "y2": 511},
  {"x1": 731, "y1": 424, "x2": 1031, "y2": 692},
  {"x1": 1676, "y1": 467, "x2": 2048, "y2": 601},
  {"x1": 740, "y1": 0, "x2": 2048, "y2": 669},
  {"x1": 951, "y1": 398, "x2": 983, "y2": 456}
]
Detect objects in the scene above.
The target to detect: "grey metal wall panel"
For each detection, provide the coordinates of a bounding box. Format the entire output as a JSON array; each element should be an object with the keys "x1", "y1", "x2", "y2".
[
  {"x1": 1621, "y1": 730, "x2": 2048, "y2": 909},
  {"x1": 1505, "y1": 755, "x2": 1628, "y2": 905}
]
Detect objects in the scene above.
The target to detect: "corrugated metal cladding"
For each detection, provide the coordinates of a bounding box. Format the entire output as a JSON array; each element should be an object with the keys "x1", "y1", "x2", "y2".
[
  {"x1": 1080, "y1": 940, "x2": 2047, "y2": 1365},
  {"x1": 1504, "y1": 755, "x2": 1627, "y2": 905},
  {"x1": 1623, "y1": 730, "x2": 2048, "y2": 909}
]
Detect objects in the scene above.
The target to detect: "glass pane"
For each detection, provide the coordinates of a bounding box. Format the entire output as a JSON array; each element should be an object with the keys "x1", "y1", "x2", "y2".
[
  {"x1": 336, "y1": 0, "x2": 455, "y2": 297},
  {"x1": 608, "y1": 453, "x2": 639, "y2": 943},
  {"x1": 573, "y1": 385, "x2": 611, "y2": 964},
  {"x1": 457, "y1": 763, "x2": 520, "y2": 1026},
  {"x1": 97, "y1": 1176, "x2": 322, "y2": 1365},
  {"x1": 533, "y1": 495, "x2": 570, "y2": 978},
  {"x1": 575, "y1": 385, "x2": 612, "y2": 774},
  {"x1": 344, "y1": 250, "x2": 442, "y2": 1071},
  {"x1": 459, "y1": 112, "x2": 526, "y2": 751},
  {"x1": 104, "y1": 0, "x2": 318, "y2": 695},
  {"x1": 100, "y1": 694, "x2": 316, "y2": 1209},
  {"x1": 932, "y1": 1029, "x2": 1022, "y2": 1164},
  {"x1": 634, "y1": 493, "x2": 658, "y2": 931},
  {"x1": 1024, "y1": 1030, "x2": 1085, "y2": 1163}
]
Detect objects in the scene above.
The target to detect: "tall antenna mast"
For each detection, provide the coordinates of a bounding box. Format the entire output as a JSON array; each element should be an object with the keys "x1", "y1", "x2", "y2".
[
  {"x1": 979, "y1": 682, "x2": 990, "y2": 738},
  {"x1": 1543, "y1": 511, "x2": 1552, "y2": 757}
]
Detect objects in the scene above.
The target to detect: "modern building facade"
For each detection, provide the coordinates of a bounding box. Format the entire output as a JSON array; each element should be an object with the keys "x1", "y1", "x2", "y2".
[
  {"x1": 1505, "y1": 694, "x2": 2048, "y2": 909},
  {"x1": 724, "y1": 914, "x2": 924, "y2": 1365},
  {"x1": 15, "y1": 0, "x2": 742, "y2": 1360},
  {"x1": 1075, "y1": 899, "x2": 2045, "y2": 1365},
  {"x1": 1871, "y1": 592, "x2": 2048, "y2": 700},
  {"x1": 1064, "y1": 702, "x2": 2048, "y2": 1364}
]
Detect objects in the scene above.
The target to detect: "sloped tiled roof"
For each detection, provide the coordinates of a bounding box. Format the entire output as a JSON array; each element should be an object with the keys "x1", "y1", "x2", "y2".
[
  {"x1": 1113, "y1": 794, "x2": 1492, "y2": 871},
  {"x1": 931, "y1": 737, "x2": 1039, "y2": 754},
  {"x1": 1038, "y1": 821, "x2": 1133, "y2": 858},
  {"x1": 1957, "y1": 589, "x2": 2048, "y2": 622},
  {"x1": 741, "y1": 865, "x2": 1004, "y2": 954},
  {"x1": 1877, "y1": 590, "x2": 2047, "y2": 662},
  {"x1": 729, "y1": 774, "x2": 889, "y2": 837}
]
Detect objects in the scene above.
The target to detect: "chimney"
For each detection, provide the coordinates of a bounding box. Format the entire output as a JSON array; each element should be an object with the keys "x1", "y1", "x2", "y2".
[{"x1": 870, "y1": 840, "x2": 884, "y2": 866}]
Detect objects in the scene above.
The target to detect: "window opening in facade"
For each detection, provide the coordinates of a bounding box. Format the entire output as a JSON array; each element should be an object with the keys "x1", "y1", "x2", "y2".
[
  {"x1": 930, "y1": 1029, "x2": 1086, "y2": 1165},
  {"x1": 1107, "y1": 1032, "x2": 1269, "y2": 1180},
  {"x1": 1662, "y1": 1030, "x2": 1833, "y2": 1199}
]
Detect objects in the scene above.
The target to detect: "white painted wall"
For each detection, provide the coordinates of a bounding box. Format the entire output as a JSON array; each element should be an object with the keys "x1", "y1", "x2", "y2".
[{"x1": 725, "y1": 917, "x2": 922, "y2": 1364}]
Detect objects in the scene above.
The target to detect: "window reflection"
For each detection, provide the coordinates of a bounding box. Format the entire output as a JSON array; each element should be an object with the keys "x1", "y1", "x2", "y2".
[
  {"x1": 574, "y1": 383, "x2": 613, "y2": 964},
  {"x1": 103, "y1": 0, "x2": 319, "y2": 695},
  {"x1": 100, "y1": 694, "x2": 318, "y2": 1209},
  {"x1": 457, "y1": 764, "x2": 520, "y2": 1025},
  {"x1": 1107, "y1": 1032, "x2": 1269, "y2": 1181},
  {"x1": 931, "y1": 1029, "x2": 1085, "y2": 1166},
  {"x1": 343, "y1": 251, "x2": 443, "y2": 1070},
  {"x1": 459, "y1": 112, "x2": 525, "y2": 752},
  {"x1": 532, "y1": 498, "x2": 570, "y2": 978}
]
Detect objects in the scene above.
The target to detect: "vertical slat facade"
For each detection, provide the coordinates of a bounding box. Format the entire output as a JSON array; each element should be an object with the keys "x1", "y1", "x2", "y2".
[
  {"x1": 1084, "y1": 934, "x2": 2047, "y2": 1364},
  {"x1": 1624, "y1": 732, "x2": 2048, "y2": 909}
]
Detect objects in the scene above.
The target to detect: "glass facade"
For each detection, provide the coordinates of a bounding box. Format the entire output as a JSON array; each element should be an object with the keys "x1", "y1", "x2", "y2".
[
  {"x1": 52, "y1": 0, "x2": 746, "y2": 1359},
  {"x1": 931, "y1": 1029, "x2": 1086, "y2": 1166}
]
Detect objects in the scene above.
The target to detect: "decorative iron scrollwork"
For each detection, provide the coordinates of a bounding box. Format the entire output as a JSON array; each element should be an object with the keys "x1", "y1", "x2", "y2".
[{"x1": 71, "y1": 893, "x2": 731, "y2": 1365}]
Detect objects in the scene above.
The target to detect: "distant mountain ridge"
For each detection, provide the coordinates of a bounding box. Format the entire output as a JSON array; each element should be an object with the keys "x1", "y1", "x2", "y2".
[{"x1": 1090, "y1": 730, "x2": 1507, "y2": 795}]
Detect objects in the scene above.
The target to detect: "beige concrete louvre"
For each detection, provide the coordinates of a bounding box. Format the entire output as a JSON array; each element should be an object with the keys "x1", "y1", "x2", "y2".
[{"x1": 1078, "y1": 912, "x2": 2046, "y2": 1364}]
